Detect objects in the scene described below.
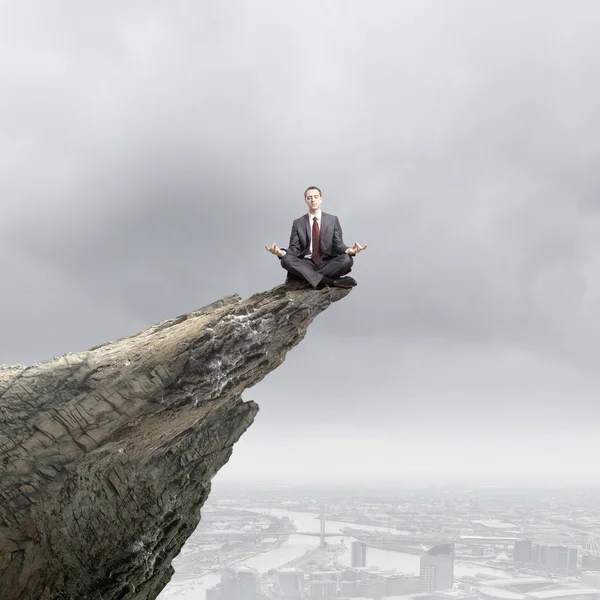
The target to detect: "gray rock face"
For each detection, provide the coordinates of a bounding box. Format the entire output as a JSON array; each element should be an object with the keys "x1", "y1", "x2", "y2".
[{"x1": 0, "y1": 283, "x2": 350, "y2": 600}]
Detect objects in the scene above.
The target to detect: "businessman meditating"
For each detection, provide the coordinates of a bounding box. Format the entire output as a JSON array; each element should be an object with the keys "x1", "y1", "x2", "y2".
[{"x1": 265, "y1": 186, "x2": 367, "y2": 289}]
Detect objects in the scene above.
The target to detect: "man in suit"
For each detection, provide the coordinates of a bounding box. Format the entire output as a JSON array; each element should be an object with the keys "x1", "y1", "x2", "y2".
[{"x1": 265, "y1": 186, "x2": 367, "y2": 288}]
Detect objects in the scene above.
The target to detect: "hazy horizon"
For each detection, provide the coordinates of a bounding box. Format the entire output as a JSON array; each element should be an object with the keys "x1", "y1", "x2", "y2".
[{"x1": 212, "y1": 425, "x2": 600, "y2": 487}]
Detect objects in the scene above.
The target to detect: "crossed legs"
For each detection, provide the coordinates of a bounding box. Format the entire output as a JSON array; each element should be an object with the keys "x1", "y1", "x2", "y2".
[{"x1": 280, "y1": 253, "x2": 354, "y2": 287}]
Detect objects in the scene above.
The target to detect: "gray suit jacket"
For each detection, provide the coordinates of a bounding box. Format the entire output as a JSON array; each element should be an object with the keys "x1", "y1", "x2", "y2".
[{"x1": 282, "y1": 212, "x2": 349, "y2": 260}]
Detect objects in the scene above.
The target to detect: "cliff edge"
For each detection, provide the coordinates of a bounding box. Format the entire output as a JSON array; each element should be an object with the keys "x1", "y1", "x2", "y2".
[{"x1": 0, "y1": 282, "x2": 350, "y2": 600}]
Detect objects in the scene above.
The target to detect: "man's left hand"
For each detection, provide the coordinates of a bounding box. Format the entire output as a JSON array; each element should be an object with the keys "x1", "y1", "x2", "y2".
[{"x1": 347, "y1": 242, "x2": 367, "y2": 256}]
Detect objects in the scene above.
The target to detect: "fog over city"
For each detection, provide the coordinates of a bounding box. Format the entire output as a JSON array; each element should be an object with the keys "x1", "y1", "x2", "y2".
[{"x1": 2, "y1": 0, "x2": 600, "y2": 485}]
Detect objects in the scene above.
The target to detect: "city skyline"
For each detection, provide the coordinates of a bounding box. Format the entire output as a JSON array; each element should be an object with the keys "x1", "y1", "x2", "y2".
[{"x1": 159, "y1": 481, "x2": 600, "y2": 599}]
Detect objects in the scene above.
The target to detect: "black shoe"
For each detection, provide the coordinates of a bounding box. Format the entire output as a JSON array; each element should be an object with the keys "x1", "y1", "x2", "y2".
[
  {"x1": 317, "y1": 276, "x2": 336, "y2": 288},
  {"x1": 332, "y1": 276, "x2": 357, "y2": 288}
]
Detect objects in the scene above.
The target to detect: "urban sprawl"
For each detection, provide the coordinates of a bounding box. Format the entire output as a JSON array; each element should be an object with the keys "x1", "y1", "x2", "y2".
[{"x1": 164, "y1": 485, "x2": 600, "y2": 600}]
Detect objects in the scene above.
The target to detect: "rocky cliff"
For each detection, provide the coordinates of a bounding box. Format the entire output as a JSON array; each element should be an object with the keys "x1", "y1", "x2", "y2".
[{"x1": 0, "y1": 282, "x2": 350, "y2": 600}]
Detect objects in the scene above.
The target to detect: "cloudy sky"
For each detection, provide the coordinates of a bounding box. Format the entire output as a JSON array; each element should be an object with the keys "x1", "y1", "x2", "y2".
[{"x1": 2, "y1": 0, "x2": 600, "y2": 485}]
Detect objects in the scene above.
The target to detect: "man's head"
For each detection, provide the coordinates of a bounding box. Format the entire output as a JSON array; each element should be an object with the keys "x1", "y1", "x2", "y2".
[{"x1": 304, "y1": 186, "x2": 322, "y2": 213}]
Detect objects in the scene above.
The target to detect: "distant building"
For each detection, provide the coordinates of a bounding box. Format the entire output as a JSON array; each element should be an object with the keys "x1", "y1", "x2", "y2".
[
  {"x1": 581, "y1": 572, "x2": 600, "y2": 589},
  {"x1": 385, "y1": 575, "x2": 421, "y2": 596},
  {"x1": 356, "y1": 578, "x2": 386, "y2": 600},
  {"x1": 537, "y1": 545, "x2": 548, "y2": 566},
  {"x1": 342, "y1": 569, "x2": 362, "y2": 582},
  {"x1": 539, "y1": 544, "x2": 576, "y2": 574},
  {"x1": 309, "y1": 579, "x2": 337, "y2": 599},
  {"x1": 312, "y1": 571, "x2": 340, "y2": 583},
  {"x1": 477, "y1": 579, "x2": 600, "y2": 600},
  {"x1": 237, "y1": 567, "x2": 259, "y2": 600},
  {"x1": 206, "y1": 587, "x2": 221, "y2": 600},
  {"x1": 420, "y1": 543, "x2": 454, "y2": 592},
  {"x1": 583, "y1": 556, "x2": 600, "y2": 572},
  {"x1": 547, "y1": 546, "x2": 562, "y2": 571},
  {"x1": 514, "y1": 541, "x2": 532, "y2": 564},
  {"x1": 546, "y1": 545, "x2": 577, "y2": 572},
  {"x1": 214, "y1": 566, "x2": 259, "y2": 600},
  {"x1": 513, "y1": 541, "x2": 578, "y2": 574},
  {"x1": 563, "y1": 548, "x2": 579, "y2": 573},
  {"x1": 341, "y1": 580, "x2": 358, "y2": 596},
  {"x1": 351, "y1": 541, "x2": 367, "y2": 568},
  {"x1": 309, "y1": 581, "x2": 323, "y2": 599},
  {"x1": 277, "y1": 569, "x2": 304, "y2": 598}
]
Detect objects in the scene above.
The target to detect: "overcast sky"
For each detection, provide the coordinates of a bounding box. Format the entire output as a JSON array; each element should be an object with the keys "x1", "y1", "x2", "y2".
[{"x1": 2, "y1": 0, "x2": 600, "y2": 484}]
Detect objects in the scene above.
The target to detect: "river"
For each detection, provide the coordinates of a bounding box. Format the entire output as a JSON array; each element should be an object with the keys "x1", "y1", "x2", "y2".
[{"x1": 158, "y1": 508, "x2": 510, "y2": 600}]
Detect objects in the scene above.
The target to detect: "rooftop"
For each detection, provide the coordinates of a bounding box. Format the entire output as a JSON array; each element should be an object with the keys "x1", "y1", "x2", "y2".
[
  {"x1": 528, "y1": 589, "x2": 600, "y2": 599},
  {"x1": 479, "y1": 587, "x2": 525, "y2": 600}
]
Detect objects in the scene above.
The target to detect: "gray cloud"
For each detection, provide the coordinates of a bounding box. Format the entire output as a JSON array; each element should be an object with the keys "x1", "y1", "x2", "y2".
[{"x1": 2, "y1": 1, "x2": 600, "y2": 468}]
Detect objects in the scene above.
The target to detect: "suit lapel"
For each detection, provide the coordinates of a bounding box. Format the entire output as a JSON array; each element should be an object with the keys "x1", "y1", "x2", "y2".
[
  {"x1": 320, "y1": 213, "x2": 331, "y2": 250},
  {"x1": 304, "y1": 214, "x2": 311, "y2": 250}
]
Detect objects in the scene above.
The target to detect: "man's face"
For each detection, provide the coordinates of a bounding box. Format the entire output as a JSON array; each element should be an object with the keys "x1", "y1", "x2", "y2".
[{"x1": 305, "y1": 189, "x2": 322, "y2": 212}]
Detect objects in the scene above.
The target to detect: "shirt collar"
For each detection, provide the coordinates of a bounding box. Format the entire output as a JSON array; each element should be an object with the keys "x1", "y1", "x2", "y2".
[{"x1": 307, "y1": 210, "x2": 322, "y2": 222}]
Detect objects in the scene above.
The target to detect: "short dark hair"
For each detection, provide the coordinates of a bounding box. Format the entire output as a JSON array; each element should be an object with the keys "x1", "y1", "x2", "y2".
[{"x1": 304, "y1": 186, "x2": 322, "y2": 198}]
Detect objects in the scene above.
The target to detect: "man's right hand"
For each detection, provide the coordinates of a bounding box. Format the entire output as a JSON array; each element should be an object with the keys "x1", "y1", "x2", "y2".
[{"x1": 265, "y1": 243, "x2": 285, "y2": 257}]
